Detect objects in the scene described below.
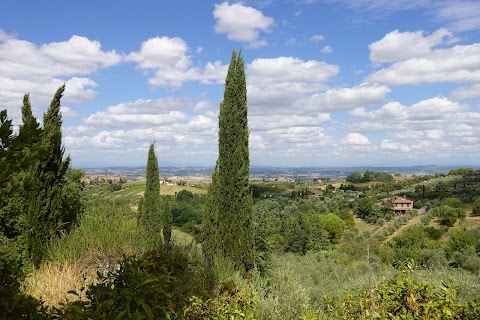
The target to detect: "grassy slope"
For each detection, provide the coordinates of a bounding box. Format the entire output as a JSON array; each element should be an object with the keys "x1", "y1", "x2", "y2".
[{"x1": 114, "y1": 181, "x2": 207, "y2": 197}]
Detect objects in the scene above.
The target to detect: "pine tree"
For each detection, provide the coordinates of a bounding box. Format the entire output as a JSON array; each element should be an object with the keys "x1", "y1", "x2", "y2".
[
  {"x1": 140, "y1": 143, "x2": 162, "y2": 244},
  {"x1": 162, "y1": 197, "x2": 172, "y2": 245},
  {"x1": 206, "y1": 50, "x2": 254, "y2": 270}
]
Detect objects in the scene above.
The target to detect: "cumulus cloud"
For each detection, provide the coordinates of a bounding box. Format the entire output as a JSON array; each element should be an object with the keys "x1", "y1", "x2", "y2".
[
  {"x1": 213, "y1": 2, "x2": 274, "y2": 48},
  {"x1": 343, "y1": 133, "x2": 370, "y2": 145},
  {"x1": 65, "y1": 96, "x2": 220, "y2": 165},
  {"x1": 85, "y1": 97, "x2": 192, "y2": 128},
  {"x1": 369, "y1": 28, "x2": 456, "y2": 63},
  {"x1": 302, "y1": 83, "x2": 390, "y2": 112},
  {"x1": 381, "y1": 140, "x2": 411, "y2": 152},
  {"x1": 248, "y1": 56, "x2": 339, "y2": 85},
  {"x1": 0, "y1": 31, "x2": 121, "y2": 111},
  {"x1": 321, "y1": 45, "x2": 333, "y2": 53},
  {"x1": 127, "y1": 37, "x2": 229, "y2": 88},
  {"x1": 245, "y1": 56, "x2": 339, "y2": 114},
  {"x1": 450, "y1": 83, "x2": 480, "y2": 100},
  {"x1": 342, "y1": 95, "x2": 480, "y2": 163},
  {"x1": 310, "y1": 34, "x2": 325, "y2": 42},
  {"x1": 367, "y1": 42, "x2": 480, "y2": 85}
]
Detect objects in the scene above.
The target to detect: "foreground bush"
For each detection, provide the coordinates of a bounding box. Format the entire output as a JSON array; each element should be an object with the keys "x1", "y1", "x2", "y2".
[
  {"x1": 60, "y1": 246, "x2": 212, "y2": 319},
  {"x1": 321, "y1": 262, "x2": 480, "y2": 319}
]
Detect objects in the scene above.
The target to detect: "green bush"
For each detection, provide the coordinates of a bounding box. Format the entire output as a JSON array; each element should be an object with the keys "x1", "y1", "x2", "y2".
[
  {"x1": 182, "y1": 281, "x2": 255, "y2": 320},
  {"x1": 322, "y1": 263, "x2": 480, "y2": 319},
  {"x1": 472, "y1": 199, "x2": 480, "y2": 216},
  {"x1": 61, "y1": 246, "x2": 211, "y2": 319},
  {"x1": 0, "y1": 242, "x2": 51, "y2": 320}
]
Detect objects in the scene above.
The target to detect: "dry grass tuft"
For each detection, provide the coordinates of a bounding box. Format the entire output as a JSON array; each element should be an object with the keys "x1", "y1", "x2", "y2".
[{"x1": 24, "y1": 260, "x2": 97, "y2": 307}]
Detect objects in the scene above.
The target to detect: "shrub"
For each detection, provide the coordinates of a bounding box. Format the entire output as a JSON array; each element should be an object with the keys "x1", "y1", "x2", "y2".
[
  {"x1": 0, "y1": 243, "x2": 51, "y2": 320},
  {"x1": 472, "y1": 199, "x2": 480, "y2": 216},
  {"x1": 182, "y1": 281, "x2": 255, "y2": 320},
  {"x1": 60, "y1": 246, "x2": 212, "y2": 319},
  {"x1": 322, "y1": 263, "x2": 480, "y2": 319}
]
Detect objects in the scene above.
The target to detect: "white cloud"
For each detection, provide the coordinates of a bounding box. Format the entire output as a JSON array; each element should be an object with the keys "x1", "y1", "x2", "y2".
[
  {"x1": 127, "y1": 37, "x2": 230, "y2": 88},
  {"x1": 84, "y1": 97, "x2": 192, "y2": 128},
  {"x1": 127, "y1": 37, "x2": 191, "y2": 70},
  {"x1": 285, "y1": 38, "x2": 299, "y2": 46},
  {"x1": 0, "y1": 31, "x2": 121, "y2": 112},
  {"x1": 324, "y1": 0, "x2": 430, "y2": 13},
  {"x1": 310, "y1": 34, "x2": 325, "y2": 42},
  {"x1": 302, "y1": 83, "x2": 390, "y2": 112},
  {"x1": 246, "y1": 57, "x2": 340, "y2": 115},
  {"x1": 367, "y1": 42, "x2": 480, "y2": 85},
  {"x1": 60, "y1": 106, "x2": 78, "y2": 118},
  {"x1": 407, "y1": 97, "x2": 468, "y2": 120},
  {"x1": 369, "y1": 28, "x2": 456, "y2": 63},
  {"x1": 126, "y1": 36, "x2": 196, "y2": 88},
  {"x1": 213, "y1": 2, "x2": 274, "y2": 48},
  {"x1": 343, "y1": 133, "x2": 370, "y2": 145},
  {"x1": 250, "y1": 114, "x2": 331, "y2": 131},
  {"x1": 321, "y1": 45, "x2": 333, "y2": 53},
  {"x1": 381, "y1": 140, "x2": 411, "y2": 152},
  {"x1": 434, "y1": 1, "x2": 480, "y2": 32},
  {"x1": 450, "y1": 83, "x2": 480, "y2": 100},
  {"x1": 248, "y1": 56, "x2": 339, "y2": 84}
]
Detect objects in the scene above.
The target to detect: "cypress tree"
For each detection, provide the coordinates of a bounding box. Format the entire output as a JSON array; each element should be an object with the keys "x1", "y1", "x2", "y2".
[
  {"x1": 25, "y1": 85, "x2": 71, "y2": 265},
  {"x1": 162, "y1": 197, "x2": 172, "y2": 245},
  {"x1": 202, "y1": 162, "x2": 220, "y2": 263},
  {"x1": 207, "y1": 50, "x2": 254, "y2": 270},
  {"x1": 140, "y1": 142, "x2": 162, "y2": 244},
  {"x1": 21, "y1": 94, "x2": 33, "y2": 124}
]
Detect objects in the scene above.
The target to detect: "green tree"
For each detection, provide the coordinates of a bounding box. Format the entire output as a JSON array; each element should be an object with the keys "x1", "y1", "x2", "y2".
[
  {"x1": 24, "y1": 85, "x2": 73, "y2": 265},
  {"x1": 176, "y1": 189, "x2": 194, "y2": 202},
  {"x1": 139, "y1": 143, "x2": 162, "y2": 244},
  {"x1": 202, "y1": 163, "x2": 219, "y2": 263},
  {"x1": 205, "y1": 50, "x2": 254, "y2": 270},
  {"x1": 162, "y1": 197, "x2": 172, "y2": 245},
  {"x1": 319, "y1": 213, "x2": 346, "y2": 244},
  {"x1": 346, "y1": 171, "x2": 363, "y2": 183},
  {"x1": 473, "y1": 199, "x2": 480, "y2": 216},
  {"x1": 253, "y1": 199, "x2": 281, "y2": 273}
]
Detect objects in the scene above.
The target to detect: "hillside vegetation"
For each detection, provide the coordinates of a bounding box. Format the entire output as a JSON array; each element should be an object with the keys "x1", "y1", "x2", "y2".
[{"x1": 2, "y1": 62, "x2": 480, "y2": 319}]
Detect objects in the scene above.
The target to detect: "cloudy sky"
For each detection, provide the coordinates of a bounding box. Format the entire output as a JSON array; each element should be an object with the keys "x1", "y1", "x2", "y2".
[{"x1": 1, "y1": 0, "x2": 480, "y2": 167}]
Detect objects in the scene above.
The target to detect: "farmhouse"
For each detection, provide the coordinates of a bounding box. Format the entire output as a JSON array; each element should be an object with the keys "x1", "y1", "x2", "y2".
[{"x1": 392, "y1": 195, "x2": 413, "y2": 214}]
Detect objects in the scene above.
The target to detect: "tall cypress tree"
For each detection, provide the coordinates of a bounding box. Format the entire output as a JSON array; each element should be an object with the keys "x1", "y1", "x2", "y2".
[
  {"x1": 202, "y1": 162, "x2": 219, "y2": 263},
  {"x1": 162, "y1": 197, "x2": 172, "y2": 245},
  {"x1": 25, "y1": 85, "x2": 71, "y2": 265},
  {"x1": 140, "y1": 142, "x2": 162, "y2": 244},
  {"x1": 205, "y1": 50, "x2": 254, "y2": 270}
]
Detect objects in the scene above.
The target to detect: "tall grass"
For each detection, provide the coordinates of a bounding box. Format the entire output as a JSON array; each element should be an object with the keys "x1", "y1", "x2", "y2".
[
  {"x1": 46, "y1": 199, "x2": 151, "y2": 265},
  {"x1": 25, "y1": 199, "x2": 152, "y2": 306}
]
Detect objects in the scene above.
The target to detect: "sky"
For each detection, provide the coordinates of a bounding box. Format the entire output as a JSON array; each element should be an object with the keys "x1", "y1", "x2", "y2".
[{"x1": 1, "y1": 0, "x2": 480, "y2": 168}]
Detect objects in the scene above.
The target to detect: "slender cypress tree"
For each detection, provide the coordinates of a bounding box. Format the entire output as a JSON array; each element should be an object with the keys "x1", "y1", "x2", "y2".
[
  {"x1": 205, "y1": 50, "x2": 254, "y2": 270},
  {"x1": 162, "y1": 197, "x2": 172, "y2": 245},
  {"x1": 202, "y1": 162, "x2": 219, "y2": 263},
  {"x1": 25, "y1": 85, "x2": 70, "y2": 265},
  {"x1": 140, "y1": 143, "x2": 162, "y2": 244}
]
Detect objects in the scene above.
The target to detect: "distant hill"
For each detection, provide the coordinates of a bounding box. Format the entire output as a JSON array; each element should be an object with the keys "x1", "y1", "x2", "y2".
[{"x1": 82, "y1": 165, "x2": 478, "y2": 179}]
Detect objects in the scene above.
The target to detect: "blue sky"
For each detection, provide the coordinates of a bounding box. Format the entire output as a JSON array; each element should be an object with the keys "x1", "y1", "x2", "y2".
[{"x1": 1, "y1": 0, "x2": 479, "y2": 167}]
